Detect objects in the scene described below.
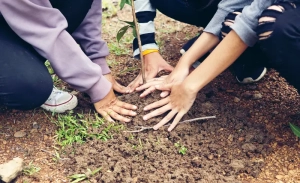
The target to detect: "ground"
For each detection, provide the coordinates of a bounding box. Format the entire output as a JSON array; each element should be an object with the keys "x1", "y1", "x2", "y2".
[{"x1": 1, "y1": 2, "x2": 300, "y2": 183}]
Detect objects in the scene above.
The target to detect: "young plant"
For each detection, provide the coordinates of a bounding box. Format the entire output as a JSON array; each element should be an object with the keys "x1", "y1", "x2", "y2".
[
  {"x1": 118, "y1": 0, "x2": 146, "y2": 84},
  {"x1": 174, "y1": 141, "x2": 188, "y2": 155},
  {"x1": 23, "y1": 161, "x2": 41, "y2": 176},
  {"x1": 289, "y1": 122, "x2": 300, "y2": 138},
  {"x1": 69, "y1": 167, "x2": 101, "y2": 183}
]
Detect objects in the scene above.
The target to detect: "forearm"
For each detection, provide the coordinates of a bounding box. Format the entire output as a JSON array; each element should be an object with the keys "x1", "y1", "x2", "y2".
[
  {"x1": 179, "y1": 32, "x2": 219, "y2": 66},
  {"x1": 184, "y1": 30, "x2": 247, "y2": 92}
]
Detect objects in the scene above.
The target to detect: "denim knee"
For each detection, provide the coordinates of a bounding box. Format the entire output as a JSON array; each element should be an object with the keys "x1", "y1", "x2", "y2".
[{"x1": 1, "y1": 73, "x2": 53, "y2": 110}]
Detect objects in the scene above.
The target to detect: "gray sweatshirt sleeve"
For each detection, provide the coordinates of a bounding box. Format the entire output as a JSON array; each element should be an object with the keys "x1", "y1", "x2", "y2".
[
  {"x1": 204, "y1": 0, "x2": 274, "y2": 46},
  {"x1": 0, "y1": 0, "x2": 111, "y2": 103},
  {"x1": 72, "y1": 0, "x2": 111, "y2": 75}
]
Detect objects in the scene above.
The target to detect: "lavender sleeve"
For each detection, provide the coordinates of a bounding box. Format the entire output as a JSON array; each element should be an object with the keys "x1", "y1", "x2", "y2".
[
  {"x1": 71, "y1": 0, "x2": 111, "y2": 74},
  {"x1": 0, "y1": 0, "x2": 111, "y2": 103}
]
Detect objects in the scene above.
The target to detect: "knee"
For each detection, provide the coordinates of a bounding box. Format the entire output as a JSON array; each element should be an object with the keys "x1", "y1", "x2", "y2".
[
  {"x1": 220, "y1": 10, "x2": 242, "y2": 39},
  {"x1": 6, "y1": 73, "x2": 53, "y2": 110},
  {"x1": 257, "y1": 3, "x2": 296, "y2": 41}
]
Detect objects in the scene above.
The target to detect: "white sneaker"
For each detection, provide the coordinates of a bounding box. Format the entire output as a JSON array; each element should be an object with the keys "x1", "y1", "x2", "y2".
[{"x1": 41, "y1": 87, "x2": 78, "y2": 113}]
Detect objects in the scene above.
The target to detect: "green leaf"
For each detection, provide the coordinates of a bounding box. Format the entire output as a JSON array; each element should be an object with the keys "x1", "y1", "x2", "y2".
[
  {"x1": 289, "y1": 123, "x2": 300, "y2": 138},
  {"x1": 117, "y1": 25, "x2": 130, "y2": 43},
  {"x1": 120, "y1": 20, "x2": 135, "y2": 27},
  {"x1": 120, "y1": 0, "x2": 131, "y2": 10}
]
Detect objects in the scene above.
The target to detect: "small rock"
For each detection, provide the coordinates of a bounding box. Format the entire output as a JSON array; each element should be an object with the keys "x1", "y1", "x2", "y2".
[
  {"x1": 230, "y1": 159, "x2": 245, "y2": 171},
  {"x1": 273, "y1": 111, "x2": 279, "y2": 115},
  {"x1": 44, "y1": 135, "x2": 49, "y2": 141},
  {"x1": 238, "y1": 137, "x2": 245, "y2": 141},
  {"x1": 242, "y1": 91, "x2": 252, "y2": 99},
  {"x1": 14, "y1": 131, "x2": 26, "y2": 138},
  {"x1": 283, "y1": 167, "x2": 288, "y2": 172},
  {"x1": 288, "y1": 164, "x2": 294, "y2": 170},
  {"x1": 242, "y1": 143, "x2": 257, "y2": 152},
  {"x1": 228, "y1": 134, "x2": 234, "y2": 142},
  {"x1": 32, "y1": 122, "x2": 39, "y2": 129},
  {"x1": 30, "y1": 129, "x2": 38, "y2": 133},
  {"x1": 253, "y1": 93, "x2": 263, "y2": 100},
  {"x1": 248, "y1": 85, "x2": 257, "y2": 90},
  {"x1": 207, "y1": 154, "x2": 214, "y2": 160},
  {"x1": 275, "y1": 175, "x2": 283, "y2": 180},
  {"x1": 0, "y1": 158, "x2": 24, "y2": 183},
  {"x1": 226, "y1": 90, "x2": 234, "y2": 93},
  {"x1": 234, "y1": 97, "x2": 240, "y2": 103}
]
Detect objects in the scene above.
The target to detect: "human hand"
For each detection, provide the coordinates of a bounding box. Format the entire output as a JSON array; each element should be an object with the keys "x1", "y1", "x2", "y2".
[
  {"x1": 136, "y1": 60, "x2": 190, "y2": 98},
  {"x1": 94, "y1": 88, "x2": 137, "y2": 122},
  {"x1": 127, "y1": 52, "x2": 173, "y2": 92},
  {"x1": 104, "y1": 73, "x2": 128, "y2": 93},
  {"x1": 142, "y1": 82, "x2": 197, "y2": 131}
]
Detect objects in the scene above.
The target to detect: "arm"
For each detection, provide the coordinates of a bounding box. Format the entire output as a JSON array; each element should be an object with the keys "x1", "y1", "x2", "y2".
[
  {"x1": 0, "y1": 0, "x2": 110, "y2": 103},
  {"x1": 133, "y1": 0, "x2": 158, "y2": 58},
  {"x1": 72, "y1": 0, "x2": 111, "y2": 75}
]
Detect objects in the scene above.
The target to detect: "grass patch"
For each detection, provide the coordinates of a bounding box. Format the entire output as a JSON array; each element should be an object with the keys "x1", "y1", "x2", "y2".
[
  {"x1": 108, "y1": 42, "x2": 130, "y2": 56},
  {"x1": 69, "y1": 167, "x2": 101, "y2": 183},
  {"x1": 51, "y1": 111, "x2": 124, "y2": 147},
  {"x1": 23, "y1": 161, "x2": 41, "y2": 176}
]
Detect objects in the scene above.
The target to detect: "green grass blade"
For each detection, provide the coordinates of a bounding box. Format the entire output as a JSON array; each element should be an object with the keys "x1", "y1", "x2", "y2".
[{"x1": 289, "y1": 123, "x2": 300, "y2": 138}]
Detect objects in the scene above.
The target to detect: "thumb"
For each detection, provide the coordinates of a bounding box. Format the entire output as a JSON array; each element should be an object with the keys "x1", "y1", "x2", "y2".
[{"x1": 113, "y1": 82, "x2": 128, "y2": 94}]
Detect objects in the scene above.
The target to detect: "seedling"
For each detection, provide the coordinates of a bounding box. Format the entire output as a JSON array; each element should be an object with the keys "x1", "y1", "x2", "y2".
[
  {"x1": 118, "y1": 0, "x2": 146, "y2": 83},
  {"x1": 174, "y1": 142, "x2": 188, "y2": 155},
  {"x1": 69, "y1": 167, "x2": 101, "y2": 183},
  {"x1": 290, "y1": 122, "x2": 300, "y2": 138},
  {"x1": 23, "y1": 161, "x2": 41, "y2": 176}
]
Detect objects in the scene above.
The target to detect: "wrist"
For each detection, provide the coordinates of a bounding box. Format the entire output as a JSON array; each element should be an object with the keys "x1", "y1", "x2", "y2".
[{"x1": 182, "y1": 79, "x2": 199, "y2": 95}]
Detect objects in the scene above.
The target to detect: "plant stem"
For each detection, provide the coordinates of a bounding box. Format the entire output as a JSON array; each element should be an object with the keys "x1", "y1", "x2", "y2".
[{"x1": 130, "y1": 0, "x2": 146, "y2": 84}]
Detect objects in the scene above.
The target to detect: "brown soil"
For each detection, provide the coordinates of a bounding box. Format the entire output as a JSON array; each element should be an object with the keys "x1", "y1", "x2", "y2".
[{"x1": 1, "y1": 3, "x2": 300, "y2": 183}]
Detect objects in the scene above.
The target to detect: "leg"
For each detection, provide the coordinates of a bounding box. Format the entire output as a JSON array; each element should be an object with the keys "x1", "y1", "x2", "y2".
[
  {"x1": 257, "y1": 2, "x2": 300, "y2": 90},
  {"x1": 0, "y1": 17, "x2": 53, "y2": 110},
  {"x1": 150, "y1": 0, "x2": 219, "y2": 27},
  {"x1": 220, "y1": 9, "x2": 268, "y2": 84}
]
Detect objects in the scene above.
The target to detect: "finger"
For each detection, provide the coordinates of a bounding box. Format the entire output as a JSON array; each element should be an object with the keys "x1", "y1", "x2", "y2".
[
  {"x1": 153, "y1": 110, "x2": 177, "y2": 130},
  {"x1": 98, "y1": 110, "x2": 115, "y2": 122},
  {"x1": 105, "y1": 109, "x2": 131, "y2": 123},
  {"x1": 143, "y1": 103, "x2": 172, "y2": 120},
  {"x1": 143, "y1": 97, "x2": 170, "y2": 111},
  {"x1": 112, "y1": 105, "x2": 137, "y2": 116},
  {"x1": 140, "y1": 86, "x2": 156, "y2": 98},
  {"x1": 127, "y1": 75, "x2": 142, "y2": 93},
  {"x1": 156, "y1": 83, "x2": 172, "y2": 91},
  {"x1": 168, "y1": 111, "x2": 185, "y2": 131},
  {"x1": 160, "y1": 91, "x2": 170, "y2": 98},
  {"x1": 116, "y1": 100, "x2": 137, "y2": 110},
  {"x1": 136, "y1": 80, "x2": 162, "y2": 91},
  {"x1": 113, "y1": 82, "x2": 129, "y2": 94}
]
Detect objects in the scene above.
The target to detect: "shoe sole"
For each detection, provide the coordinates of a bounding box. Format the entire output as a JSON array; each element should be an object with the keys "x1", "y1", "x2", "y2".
[
  {"x1": 41, "y1": 95, "x2": 78, "y2": 113},
  {"x1": 236, "y1": 67, "x2": 267, "y2": 84}
]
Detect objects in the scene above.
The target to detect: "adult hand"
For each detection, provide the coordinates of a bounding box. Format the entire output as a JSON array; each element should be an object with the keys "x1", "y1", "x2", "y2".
[
  {"x1": 127, "y1": 52, "x2": 173, "y2": 92},
  {"x1": 142, "y1": 82, "x2": 197, "y2": 131},
  {"x1": 94, "y1": 88, "x2": 137, "y2": 123},
  {"x1": 104, "y1": 73, "x2": 128, "y2": 93},
  {"x1": 136, "y1": 60, "x2": 190, "y2": 98}
]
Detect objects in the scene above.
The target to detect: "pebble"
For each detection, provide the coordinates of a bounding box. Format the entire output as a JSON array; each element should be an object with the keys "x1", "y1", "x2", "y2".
[
  {"x1": 288, "y1": 164, "x2": 294, "y2": 170},
  {"x1": 253, "y1": 93, "x2": 263, "y2": 99},
  {"x1": 208, "y1": 154, "x2": 214, "y2": 160},
  {"x1": 2, "y1": 140, "x2": 7, "y2": 145},
  {"x1": 228, "y1": 134, "x2": 234, "y2": 142},
  {"x1": 30, "y1": 129, "x2": 38, "y2": 134},
  {"x1": 273, "y1": 111, "x2": 279, "y2": 115},
  {"x1": 234, "y1": 97, "x2": 240, "y2": 103},
  {"x1": 226, "y1": 90, "x2": 234, "y2": 93},
  {"x1": 238, "y1": 137, "x2": 245, "y2": 141},
  {"x1": 32, "y1": 122, "x2": 39, "y2": 129},
  {"x1": 241, "y1": 91, "x2": 252, "y2": 99},
  {"x1": 275, "y1": 175, "x2": 283, "y2": 180},
  {"x1": 14, "y1": 131, "x2": 26, "y2": 138},
  {"x1": 283, "y1": 167, "x2": 288, "y2": 172}
]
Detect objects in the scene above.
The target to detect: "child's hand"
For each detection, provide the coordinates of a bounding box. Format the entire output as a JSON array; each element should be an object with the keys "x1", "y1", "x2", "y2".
[
  {"x1": 104, "y1": 73, "x2": 128, "y2": 93},
  {"x1": 94, "y1": 88, "x2": 137, "y2": 122}
]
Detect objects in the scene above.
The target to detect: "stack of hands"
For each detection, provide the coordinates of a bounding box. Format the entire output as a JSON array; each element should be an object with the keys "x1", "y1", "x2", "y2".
[{"x1": 95, "y1": 52, "x2": 197, "y2": 132}]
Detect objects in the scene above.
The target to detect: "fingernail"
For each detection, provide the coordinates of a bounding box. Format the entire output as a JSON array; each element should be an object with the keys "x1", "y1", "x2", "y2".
[
  {"x1": 168, "y1": 128, "x2": 172, "y2": 132},
  {"x1": 132, "y1": 112, "x2": 137, "y2": 115},
  {"x1": 126, "y1": 119, "x2": 131, "y2": 122},
  {"x1": 143, "y1": 107, "x2": 147, "y2": 111},
  {"x1": 155, "y1": 85, "x2": 160, "y2": 88},
  {"x1": 143, "y1": 116, "x2": 147, "y2": 120},
  {"x1": 153, "y1": 127, "x2": 158, "y2": 130}
]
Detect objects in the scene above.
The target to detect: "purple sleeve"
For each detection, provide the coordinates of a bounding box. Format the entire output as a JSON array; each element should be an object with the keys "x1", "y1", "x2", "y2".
[
  {"x1": 0, "y1": 0, "x2": 111, "y2": 103},
  {"x1": 71, "y1": 0, "x2": 111, "y2": 74}
]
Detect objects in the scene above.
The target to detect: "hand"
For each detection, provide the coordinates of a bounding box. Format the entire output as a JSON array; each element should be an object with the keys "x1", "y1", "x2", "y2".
[
  {"x1": 127, "y1": 52, "x2": 173, "y2": 92},
  {"x1": 136, "y1": 60, "x2": 190, "y2": 98},
  {"x1": 104, "y1": 73, "x2": 128, "y2": 93},
  {"x1": 142, "y1": 82, "x2": 197, "y2": 131},
  {"x1": 94, "y1": 88, "x2": 137, "y2": 122}
]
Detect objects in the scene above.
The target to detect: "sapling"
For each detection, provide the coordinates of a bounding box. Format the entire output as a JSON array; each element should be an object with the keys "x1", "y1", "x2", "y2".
[{"x1": 118, "y1": 0, "x2": 146, "y2": 83}]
